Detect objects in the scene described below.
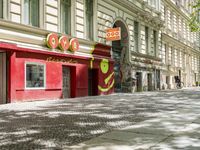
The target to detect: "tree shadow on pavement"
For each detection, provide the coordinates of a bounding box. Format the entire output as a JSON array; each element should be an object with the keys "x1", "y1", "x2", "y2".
[{"x1": 1, "y1": 89, "x2": 200, "y2": 149}]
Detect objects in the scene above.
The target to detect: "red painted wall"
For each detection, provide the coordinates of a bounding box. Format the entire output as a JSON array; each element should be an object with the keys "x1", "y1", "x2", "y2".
[
  {"x1": 11, "y1": 52, "x2": 90, "y2": 102},
  {"x1": 76, "y1": 64, "x2": 88, "y2": 97}
]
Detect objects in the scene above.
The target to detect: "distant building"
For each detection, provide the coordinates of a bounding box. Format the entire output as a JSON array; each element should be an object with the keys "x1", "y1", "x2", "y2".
[{"x1": 160, "y1": 0, "x2": 200, "y2": 89}]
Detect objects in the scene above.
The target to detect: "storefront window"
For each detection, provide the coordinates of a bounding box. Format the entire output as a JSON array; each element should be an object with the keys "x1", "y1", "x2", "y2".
[{"x1": 26, "y1": 63, "x2": 45, "y2": 89}]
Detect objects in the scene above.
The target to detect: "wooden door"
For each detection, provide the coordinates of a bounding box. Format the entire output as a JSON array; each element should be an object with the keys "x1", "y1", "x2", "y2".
[
  {"x1": 62, "y1": 67, "x2": 71, "y2": 98},
  {"x1": 0, "y1": 53, "x2": 6, "y2": 104}
]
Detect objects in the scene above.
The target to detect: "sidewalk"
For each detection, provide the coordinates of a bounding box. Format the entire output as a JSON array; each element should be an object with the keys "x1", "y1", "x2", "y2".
[
  {"x1": 1, "y1": 88, "x2": 200, "y2": 149},
  {"x1": 70, "y1": 117, "x2": 200, "y2": 150},
  {"x1": 69, "y1": 89, "x2": 200, "y2": 150}
]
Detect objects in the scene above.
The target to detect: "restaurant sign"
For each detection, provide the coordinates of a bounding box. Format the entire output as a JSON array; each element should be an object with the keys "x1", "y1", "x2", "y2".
[
  {"x1": 46, "y1": 33, "x2": 79, "y2": 52},
  {"x1": 106, "y1": 27, "x2": 121, "y2": 41}
]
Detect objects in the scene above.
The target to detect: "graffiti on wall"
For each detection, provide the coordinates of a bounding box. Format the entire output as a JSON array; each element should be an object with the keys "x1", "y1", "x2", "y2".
[{"x1": 98, "y1": 59, "x2": 115, "y2": 92}]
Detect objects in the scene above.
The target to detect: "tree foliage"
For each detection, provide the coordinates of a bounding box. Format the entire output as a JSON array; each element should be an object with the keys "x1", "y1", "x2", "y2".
[{"x1": 189, "y1": 0, "x2": 200, "y2": 32}]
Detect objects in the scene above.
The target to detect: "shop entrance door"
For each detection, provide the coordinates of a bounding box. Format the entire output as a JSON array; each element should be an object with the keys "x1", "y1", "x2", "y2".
[
  {"x1": 88, "y1": 69, "x2": 98, "y2": 96},
  {"x1": 62, "y1": 67, "x2": 71, "y2": 98},
  {"x1": 136, "y1": 72, "x2": 142, "y2": 92},
  {"x1": 147, "y1": 73, "x2": 152, "y2": 91},
  {"x1": 0, "y1": 53, "x2": 6, "y2": 104},
  {"x1": 156, "y1": 70, "x2": 161, "y2": 90}
]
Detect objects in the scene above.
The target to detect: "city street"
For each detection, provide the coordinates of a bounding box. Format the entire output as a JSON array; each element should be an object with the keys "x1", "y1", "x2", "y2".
[{"x1": 1, "y1": 88, "x2": 200, "y2": 149}]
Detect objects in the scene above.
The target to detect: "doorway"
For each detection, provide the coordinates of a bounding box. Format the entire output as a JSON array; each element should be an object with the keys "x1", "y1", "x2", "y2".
[
  {"x1": 62, "y1": 66, "x2": 71, "y2": 98},
  {"x1": 88, "y1": 69, "x2": 98, "y2": 96},
  {"x1": 112, "y1": 20, "x2": 129, "y2": 92},
  {"x1": 166, "y1": 76, "x2": 170, "y2": 89},
  {"x1": 0, "y1": 53, "x2": 6, "y2": 104},
  {"x1": 147, "y1": 73, "x2": 153, "y2": 91},
  {"x1": 136, "y1": 72, "x2": 142, "y2": 92},
  {"x1": 156, "y1": 70, "x2": 161, "y2": 90}
]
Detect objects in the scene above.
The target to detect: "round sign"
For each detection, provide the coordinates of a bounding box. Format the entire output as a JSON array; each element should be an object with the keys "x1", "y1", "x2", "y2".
[
  {"x1": 69, "y1": 38, "x2": 79, "y2": 51},
  {"x1": 59, "y1": 36, "x2": 70, "y2": 51},
  {"x1": 46, "y1": 33, "x2": 59, "y2": 49}
]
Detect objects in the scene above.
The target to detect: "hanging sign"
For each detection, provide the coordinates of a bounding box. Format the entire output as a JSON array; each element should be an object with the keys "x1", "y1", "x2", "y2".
[{"x1": 106, "y1": 27, "x2": 121, "y2": 41}]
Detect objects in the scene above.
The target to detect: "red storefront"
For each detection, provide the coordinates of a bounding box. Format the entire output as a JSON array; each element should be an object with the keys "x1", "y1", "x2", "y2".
[{"x1": 0, "y1": 34, "x2": 114, "y2": 104}]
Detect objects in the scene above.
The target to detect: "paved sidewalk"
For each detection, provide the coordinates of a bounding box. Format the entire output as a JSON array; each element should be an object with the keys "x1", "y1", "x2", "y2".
[
  {"x1": 1, "y1": 88, "x2": 200, "y2": 149},
  {"x1": 71, "y1": 88, "x2": 200, "y2": 150}
]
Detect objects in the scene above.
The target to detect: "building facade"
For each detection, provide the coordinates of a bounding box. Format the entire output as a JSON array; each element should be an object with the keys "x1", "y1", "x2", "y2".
[
  {"x1": 0, "y1": 0, "x2": 199, "y2": 104},
  {"x1": 0, "y1": 0, "x2": 115, "y2": 104},
  {"x1": 97, "y1": 0, "x2": 163, "y2": 92},
  {"x1": 160, "y1": 0, "x2": 200, "y2": 89}
]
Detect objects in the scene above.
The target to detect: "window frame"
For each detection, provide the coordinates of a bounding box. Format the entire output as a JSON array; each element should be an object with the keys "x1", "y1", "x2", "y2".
[
  {"x1": 152, "y1": 29, "x2": 159, "y2": 57},
  {"x1": 0, "y1": 0, "x2": 3, "y2": 18},
  {"x1": 85, "y1": 0, "x2": 94, "y2": 40},
  {"x1": 22, "y1": 0, "x2": 40, "y2": 27},
  {"x1": 145, "y1": 26, "x2": 149, "y2": 54},
  {"x1": 25, "y1": 62, "x2": 46, "y2": 90},
  {"x1": 0, "y1": 0, "x2": 8, "y2": 19},
  {"x1": 134, "y1": 20, "x2": 139, "y2": 52},
  {"x1": 60, "y1": 0, "x2": 71, "y2": 34}
]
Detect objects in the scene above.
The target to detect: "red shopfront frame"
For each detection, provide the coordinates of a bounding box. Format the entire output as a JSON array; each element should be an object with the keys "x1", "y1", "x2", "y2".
[{"x1": 0, "y1": 42, "x2": 114, "y2": 103}]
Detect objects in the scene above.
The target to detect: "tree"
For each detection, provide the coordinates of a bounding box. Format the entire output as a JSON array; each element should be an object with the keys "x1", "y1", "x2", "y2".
[{"x1": 189, "y1": 0, "x2": 200, "y2": 32}]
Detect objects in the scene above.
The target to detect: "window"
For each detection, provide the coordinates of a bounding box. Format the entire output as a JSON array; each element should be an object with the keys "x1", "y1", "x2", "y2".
[
  {"x1": 153, "y1": 30, "x2": 157, "y2": 56},
  {"x1": 168, "y1": 46, "x2": 172, "y2": 65},
  {"x1": 161, "y1": 43, "x2": 166, "y2": 64},
  {"x1": 61, "y1": 0, "x2": 71, "y2": 34},
  {"x1": 23, "y1": 0, "x2": 39, "y2": 27},
  {"x1": 145, "y1": 26, "x2": 149, "y2": 53},
  {"x1": 180, "y1": 51, "x2": 183, "y2": 68},
  {"x1": 26, "y1": 63, "x2": 46, "y2": 89},
  {"x1": 174, "y1": 49, "x2": 178, "y2": 67},
  {"x1": 0, "y1": 0, "x2": 3, "y2": 18},
  {"x1": 134, "y1": 21, "x2": 139, "y2": 52},
  {"x1": 85, "y1": 0, "x2": 93, "y2": 40}
]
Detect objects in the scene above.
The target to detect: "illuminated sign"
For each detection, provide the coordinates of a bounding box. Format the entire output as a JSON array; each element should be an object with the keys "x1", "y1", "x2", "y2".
[
  {"x1": 106, "y1": 27, "x2": 121, "y2": 41},
  {"x1": 46, "y1": 33, "x2": 79, "y2": 52}
]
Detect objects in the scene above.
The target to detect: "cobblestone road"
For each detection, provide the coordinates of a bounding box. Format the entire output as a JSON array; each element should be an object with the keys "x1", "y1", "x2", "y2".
[{"x1": 0, "y1": 88, "x2": 200, "y2": 149}]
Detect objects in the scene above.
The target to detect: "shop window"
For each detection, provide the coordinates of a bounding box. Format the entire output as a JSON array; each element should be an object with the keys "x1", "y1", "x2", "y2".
[
  {"x1": 61, "y1": 0, "x2": 71, "y2": 34},
  {"x1": 23, "y1": 0, "x2": 39, "y2": 27},
  {"x1": 0, "y1": 0, "x2": 3, "y2": 18},
  {"x1": 25, "y1": 63, "x2": 46, "y2": 89},
  {"x1": 85, "y1": 0, "x2": 93, "y2": 40}
]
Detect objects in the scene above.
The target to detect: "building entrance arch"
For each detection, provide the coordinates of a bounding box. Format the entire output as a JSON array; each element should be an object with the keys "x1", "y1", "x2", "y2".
[{"x1": 112, "y1": 20, "x2": 130, "y2": 92}]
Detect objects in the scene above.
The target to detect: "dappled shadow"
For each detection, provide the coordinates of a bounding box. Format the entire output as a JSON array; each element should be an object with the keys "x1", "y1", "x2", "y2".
[{"x1": 1, "y1": 88, "x2": 200, "y2": 149}]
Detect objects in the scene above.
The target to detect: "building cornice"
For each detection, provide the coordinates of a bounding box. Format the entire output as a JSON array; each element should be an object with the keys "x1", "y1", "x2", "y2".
[
  {"x1": 163, "y1": 0, "x2": 190, "y2": 21},
  {"x1": 162, "y1": 33, "x2": 200, "y2": 55},
  {"x1": 107, "y1": 0, "x2": 163, "y2": 28}
]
